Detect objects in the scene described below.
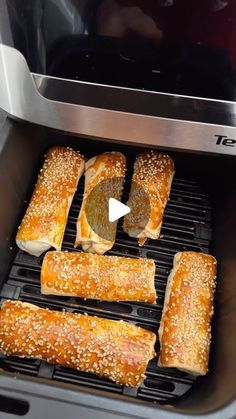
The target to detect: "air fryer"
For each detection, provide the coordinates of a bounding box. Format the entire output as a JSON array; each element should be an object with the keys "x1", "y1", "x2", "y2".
[{"x1": 0, "y1": 1, "x2": 236, "y2": 418}]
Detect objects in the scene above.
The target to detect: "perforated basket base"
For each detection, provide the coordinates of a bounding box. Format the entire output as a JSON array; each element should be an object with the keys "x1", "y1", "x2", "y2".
[{"x1": 0, "y1": 177, "x2": 212, "y2": 404}]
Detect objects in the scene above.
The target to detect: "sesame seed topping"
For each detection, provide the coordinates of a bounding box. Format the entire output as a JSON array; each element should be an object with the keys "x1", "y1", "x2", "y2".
[
  {"x1": 17, "y1": 146, "x2": 84, "y2": 246},
  {"x1": 159, "y1": 251, "x2": 217, "y2": 375},
  {"x1": 41, "y1": 251, "x2": 156, "y2": 303},
  {"x1": 0, "y1": 300, "x2": 156, "y2": 387},
  {"x1": 76, "y1": 152, "x2": 126, "y2": 251},
  {"x1": 123, "y1": 152, "x2": 174, "y2": 242}
]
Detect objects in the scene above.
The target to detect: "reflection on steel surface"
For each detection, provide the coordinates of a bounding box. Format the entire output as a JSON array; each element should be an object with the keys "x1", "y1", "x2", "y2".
[{"x1": 1, "y1": 44, "x2": 236, "y2": 155}]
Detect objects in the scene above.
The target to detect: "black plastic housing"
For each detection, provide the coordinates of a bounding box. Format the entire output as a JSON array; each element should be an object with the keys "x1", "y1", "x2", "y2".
[{"x1": 0, "y1": 118, "x2": 235, "y2": 418}]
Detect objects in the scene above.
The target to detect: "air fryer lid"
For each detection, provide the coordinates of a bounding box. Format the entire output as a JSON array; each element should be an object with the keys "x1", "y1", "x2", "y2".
[{"x1": 2, "y1": 0, "x2": 236, "y2": 101}]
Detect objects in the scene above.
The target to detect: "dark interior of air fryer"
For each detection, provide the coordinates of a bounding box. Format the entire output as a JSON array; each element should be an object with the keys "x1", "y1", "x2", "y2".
[{"x1": 0, "y1": 120, "x2": 235, "y2": 415}]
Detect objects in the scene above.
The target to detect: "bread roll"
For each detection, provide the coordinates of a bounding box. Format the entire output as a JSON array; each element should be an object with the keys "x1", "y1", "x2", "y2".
[
  {"x1": 16, "y1": 147, "x2": 85, "y2": 257},
  {"x1": 75, "y1": 152, "x2": 126, "y2": 254},
  {"x1": 158, "y1": 251, "x2": 217, "y2": 375},
  {"x1": 123, "y1": 151, "x2": 175, "y2": 246},
  {"x1": 41, "y1": 251, "x2": 157, "y2": 303},
  {"x1": 0, "y1": 300, "x2": 156, "y2": 386}
]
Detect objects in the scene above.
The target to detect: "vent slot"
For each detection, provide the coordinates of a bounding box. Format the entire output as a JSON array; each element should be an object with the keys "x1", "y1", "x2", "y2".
[{"x1": 0, "y1": 396, "x2": 29, "y2": 416}]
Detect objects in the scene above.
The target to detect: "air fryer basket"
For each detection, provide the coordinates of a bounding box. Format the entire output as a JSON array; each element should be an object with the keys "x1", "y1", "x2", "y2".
[{"x1": 0, "y1": 119, "x2": 235, "y2": 418}]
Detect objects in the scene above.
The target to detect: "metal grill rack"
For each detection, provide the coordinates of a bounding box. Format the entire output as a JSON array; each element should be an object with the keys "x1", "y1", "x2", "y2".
[{"x1": 0, "y1": 176, "x2": 212, "y2": 404}]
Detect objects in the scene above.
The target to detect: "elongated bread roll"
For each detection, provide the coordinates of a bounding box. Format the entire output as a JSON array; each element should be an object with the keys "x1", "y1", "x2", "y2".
[
  {"x1": 123, "y1": 151, "x2": 175, "y2": 246},
  {"x1": 16, "y1": 147, "x2": 85, "y2": 257},
  {"x1": 75, "y1": 152, "x2": 126, "y2": 254},
  {"x1": 158, "y1": 251, "x2": 217, "y2": 375},
  {"x1": 41, "y1": 251, "x2": 157, "y2": 303},
  {"x1": 0, "y1": 300, "x2": 156, "y2": 386}
]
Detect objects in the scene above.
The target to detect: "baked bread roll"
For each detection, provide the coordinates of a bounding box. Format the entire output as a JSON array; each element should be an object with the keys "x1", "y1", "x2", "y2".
[
  {"x1": 16, "y1": 146, "x2": 85, "y2": 257},
  {"x1": 158, "y1": 251, "x2": 217, "y2": 375},
  {"x1": 0, "y1": 300, "x2": 156, "y2": 386},
  {"x1": 41, "y1": 251, "x2": 157, "y2": 303},
  {"x1": 75, "y1": 152, "x2": 126, "y2": 254},
  {"x1": 123, "y1": 151, "x2": 175, "y2": 246}
]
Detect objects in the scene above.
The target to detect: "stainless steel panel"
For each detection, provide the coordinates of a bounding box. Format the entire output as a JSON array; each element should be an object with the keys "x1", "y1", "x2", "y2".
[
  {"x1": 33, "y1": 73, "x2": 236, "y2": 128},
  {"x1": 1, "y1": 44, "x2": 236, "y2": 155}
]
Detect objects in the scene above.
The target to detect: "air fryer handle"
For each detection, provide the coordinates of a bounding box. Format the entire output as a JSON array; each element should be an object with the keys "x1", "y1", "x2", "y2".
[
  {"x1": 0, "y1": 389, "x2": 127, "y2": 419},
  {"x1": 0, "y1": 392, "x2": 112, "y2": 419},
  {"x1": 0, "y1": 374, "x2": 236, "y2": 419}
]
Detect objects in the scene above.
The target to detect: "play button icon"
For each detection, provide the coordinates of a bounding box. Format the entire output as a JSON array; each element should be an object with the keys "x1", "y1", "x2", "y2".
[
  {"x1": 108, "y1": 198, "x2": 130, "y2": 222},
  {"x1": 84, "y1": 176, "x2": 150, "y2": 242}
]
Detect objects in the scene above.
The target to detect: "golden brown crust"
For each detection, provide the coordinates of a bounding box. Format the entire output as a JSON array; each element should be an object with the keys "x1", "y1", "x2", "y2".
[
  {"x1": 75, "y1": 152, "x2": 126, "y2": 254},
  {"x1": 158, "y1": 251, "x2": 217, "y2": 375},
  {"x1": 0, "y1": 300, "x2": 156, "y2": 387},
  {"x1": 123, "y1": 151, "x2": 175, "y2": 246},
  {"x1": 41, "y1": 251, "x2": 157, "y2": 303},
  {"x1": 16, "y1": 146, "x2": 85, "y2": 256}
]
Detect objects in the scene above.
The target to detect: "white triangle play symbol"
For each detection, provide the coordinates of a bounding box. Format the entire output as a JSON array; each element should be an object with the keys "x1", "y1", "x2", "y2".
[{"x1": 108, "y1": 198, "x2": 130, "y2": 222}]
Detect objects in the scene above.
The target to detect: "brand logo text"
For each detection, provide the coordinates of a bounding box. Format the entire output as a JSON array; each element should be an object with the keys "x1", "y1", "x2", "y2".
[{"x1": 215, "y1": 135, "x2": 236, "y2": 147}]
